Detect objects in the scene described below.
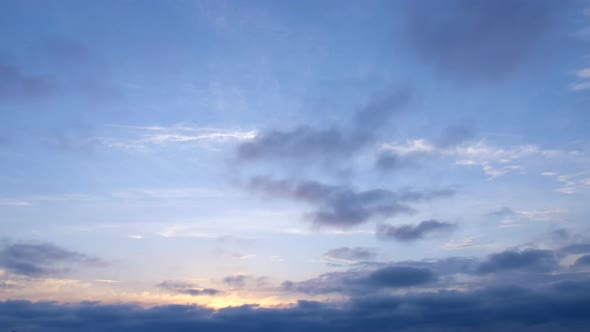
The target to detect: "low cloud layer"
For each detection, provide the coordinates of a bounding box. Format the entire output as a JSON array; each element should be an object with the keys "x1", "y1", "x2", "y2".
[{"x1": 3, "y1": 278, "x2": 590, "y2": 332}]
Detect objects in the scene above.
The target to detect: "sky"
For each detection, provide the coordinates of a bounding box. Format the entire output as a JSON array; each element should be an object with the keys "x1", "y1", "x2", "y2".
[{"x1": 1, "y1": 0, "x2": 590, "y2": 331}]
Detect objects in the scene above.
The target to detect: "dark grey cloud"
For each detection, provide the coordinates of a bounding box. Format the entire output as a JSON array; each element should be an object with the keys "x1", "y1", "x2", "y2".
[
  {"x1": 3, "y1": 278, "x2": 590, "y2": 332},
  {"x1": 560, "y1": 243, "x2": 590, "y2": 255},
  {"x1": 574, "y1": 254, "x2": 590, "y2": 268},
  {"x1": 247, "y1": 176, "x2": 454, "y2": 227},
  {"x1": 284, "y1": 264, "x2": 437, "y2": 296},
  {"x1": 157, "y1": 281, "x2": 220, "y2": 296},
  {"x1": 477, "y1": 249, "x2": 558, "y2": 274},
  {"x1": 237, "y1": 89, "x2": 411, "y2": 164},
  {"x1": 376, "y1": 220, "x2": 456, "y2": 242},
  {"x1": 404, "y1": 0, "x2": 566, "y2": 82},
  {"x1": 0, "y1": 64, "x2": 58, "y2": 102},
  {"x1": 322, "y1": 247, "x2": 376, "y2": 263},
  {"x1": 0, "y1": 243, "x2": 102, "y2": 278},
  {"x1": 366, "y1": 266, "x2": 437, "y2": 288}
]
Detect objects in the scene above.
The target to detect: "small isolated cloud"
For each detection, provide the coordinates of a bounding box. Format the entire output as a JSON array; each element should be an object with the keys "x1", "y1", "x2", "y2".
[
  {"x1": 157, "y1": 281, "x2": 220, "y2": 296},
  {"x1": 477, "y1": 249, "x2": 558, "y2": 274},
  {"x1": 222, "y1": 275, "x2": 267, "y2": 289},
  {"x1": 0, "y1": 243, "x2": 103, "y2": 278},
  {"x1": 488, "y1": 207, "x2": 517, "y2": 218},
  {"x1": 376, "y1": 220, "x2": 456, "y2": 242},
  {"x1": 247, "y1": 176, "x2": 454, "y2": 228},
  {"x1": 321, "y1": 247, "x2": 376, "y2": 264}
]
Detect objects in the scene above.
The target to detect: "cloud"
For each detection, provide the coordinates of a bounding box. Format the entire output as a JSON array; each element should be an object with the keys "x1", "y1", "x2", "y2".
[
  {"x1": 477, "y1": 249, "x2": 558, "y2": 274},
  {"x1": 574, "y1": 254, "x2": 590, "y2": 268},
  {"x1": 236, "y1": 89, "x2": 411, "y2": 165},
  {"x1": 105, "y1": 124, "x2": 257, "y2": 150},
  {"x1": 0, "y1": 243, "x2": 102, "y2": 278},
  {"x1": 376, "y1": 220, "x2": 456, "y2": 241},
  {"x1": 322, "y1": 247, "x2": 376, "y2": 264},
  {"x1": 488, "y1": 207, "x2": 517, "y2": 218},
  {"x1": 381, "y1": 139, "x2": 544, "y2": 179},
  {"x1": 283, "y1": 264, "x2": 438, "y2": 296},
  {"x1": 542, "y1": 171, "x2": 590, "y2": 194},
  {"x1": 403, "y1": 0, "x2": 563, "y2": 82},
  {"x1": 376, "y1": 220, "x2": 456, "y2": 242},
  {"x1": 247, "y1": 176, "x2": 454, "y2": 228},
  {"x1": 223, "y1": 275, "x2": 249, "y2": 288},
  {"x1": 560, "y1": 243, "x2": 590, "y2": 255},
  {"x1": 0, "y1": 64, "x2": 58, "y2": 102},
  {"x1": 519, "y1": 208, "x2": 567, "y2": 222},
  {"x1": 443, "y1": 238, "x2": 491, "y2": 250},
  {"x1": 365, "y1": 266, "x2": 437, "y2": 288},
  {"x1": 157, "y1": 281, "x2": 221, "y2": 296}
]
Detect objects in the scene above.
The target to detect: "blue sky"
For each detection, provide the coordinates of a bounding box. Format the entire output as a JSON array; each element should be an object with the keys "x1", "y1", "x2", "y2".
[{"x1": 1, "y1": 0, "x2": 590, "y2": 330}]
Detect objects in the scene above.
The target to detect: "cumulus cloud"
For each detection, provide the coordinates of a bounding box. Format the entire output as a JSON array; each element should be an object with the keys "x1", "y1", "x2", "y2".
[
  {"x1": 404, "y1": 0, "x2": 565, "y2": 82},
  {"x1": 376, "y1": 220, "x2": 456, "y2": 242},
  {"x1": 0, "y1": 243, "x2": 102, "y2": 278},
  {"x1": 157, "y1": 280, "x2": 220, "y2": 296},
  {"x1": 247, "y1": 176, "x2": 454, "y2": 228}
]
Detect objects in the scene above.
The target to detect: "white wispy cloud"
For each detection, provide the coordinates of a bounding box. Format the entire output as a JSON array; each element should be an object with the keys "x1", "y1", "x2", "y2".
[
  {"x1": 542, "y1": 170, "x2": 590, "y2": 194},
  {"x1": 104, "y1": 124, "x2": 256, "y2": 150},
  {"x1": 382, "y1": 139, "x2": 541, "y2": 179},
  {"x1": 443, "y1": 238, "x2": 492, "y2": 250},
  {"x1": 519, "y1": 208, "x2": 568, "y2": 222}
]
